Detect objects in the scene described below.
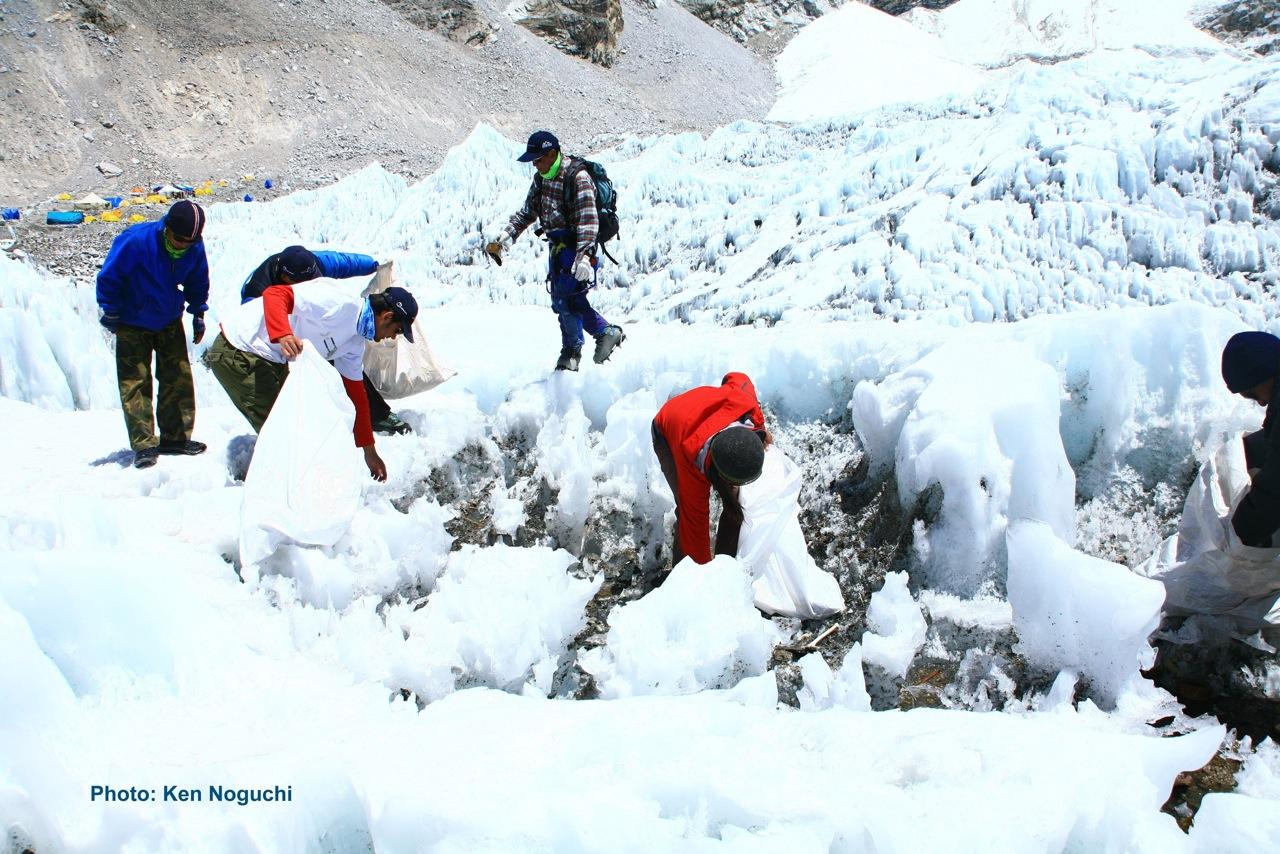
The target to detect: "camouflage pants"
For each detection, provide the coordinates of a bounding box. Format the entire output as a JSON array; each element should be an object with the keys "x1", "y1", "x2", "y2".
[
  {"x1": 115, "y1": 319, "x2": 195, "y2": 451},
  {"x1": 204, "y1": 332, "x2": 287, "y2": 433}
]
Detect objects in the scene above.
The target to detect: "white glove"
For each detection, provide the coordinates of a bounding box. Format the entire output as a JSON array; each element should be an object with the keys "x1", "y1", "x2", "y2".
[{"x1": 572, "y1": 255, "x2": 594, "y2": 283}]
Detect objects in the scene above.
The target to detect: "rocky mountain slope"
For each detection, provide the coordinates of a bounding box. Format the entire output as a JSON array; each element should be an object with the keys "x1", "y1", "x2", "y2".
[{"x1": 0, "y1": 0, "x2": 772, "y2": 196}]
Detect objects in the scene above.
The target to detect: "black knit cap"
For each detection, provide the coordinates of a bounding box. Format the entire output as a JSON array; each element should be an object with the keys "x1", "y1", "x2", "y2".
[
  {"x1": 164, "y1": 199, "x2": 205, "y2": 242},
  {"x1": 709, "y1": 426, "x2": 765, "y2": 486},
  {"x1": 1222, "y1": 331, "x2": 1280, "y2": 393}
]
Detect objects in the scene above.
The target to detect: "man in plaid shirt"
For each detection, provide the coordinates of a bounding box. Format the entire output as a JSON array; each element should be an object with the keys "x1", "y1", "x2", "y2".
[{"x1": 487, "y1": 130, "x2": 625, "y2": 372}]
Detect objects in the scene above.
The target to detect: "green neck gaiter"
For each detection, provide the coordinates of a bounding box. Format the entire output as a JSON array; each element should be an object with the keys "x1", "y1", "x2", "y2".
[
  {"x1": 163, "y1": 231, "x2": 190, "y2": 260},
  {"x1": 539, "y1": 152, "x2": 562, "y2": 181}
]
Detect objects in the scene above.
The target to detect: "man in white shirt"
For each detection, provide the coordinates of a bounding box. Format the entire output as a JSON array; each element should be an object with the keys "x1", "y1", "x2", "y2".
[{"x1": 207, "y1": 282, "x2": 419, "y2": 481}]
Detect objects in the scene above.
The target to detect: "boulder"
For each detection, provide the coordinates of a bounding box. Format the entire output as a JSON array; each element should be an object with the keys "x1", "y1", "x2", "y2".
[
  {"x1": 78, "y1": 0, "x2": 127, "y2": 34},
  {"x1": 512, "y1": 0, "x2": 623, "y2": 67},
  {"x1": 95, "y1": 161, "x2": 123, "y2": 177},
  {"x1": 677, "y1": 0, "x2": 959, "y2": 51},
  {"x1": 378, "y1": 0, "x2": 494, "y2": 46}
]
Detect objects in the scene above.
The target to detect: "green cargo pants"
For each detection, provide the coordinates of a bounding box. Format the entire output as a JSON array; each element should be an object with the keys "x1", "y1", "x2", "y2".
[
  {"x1": 205, "y1": 332, "x2": 288, "y2": 433},
  {"x1": 115, "y1": 319, "x2": 195, "y2": 451}
]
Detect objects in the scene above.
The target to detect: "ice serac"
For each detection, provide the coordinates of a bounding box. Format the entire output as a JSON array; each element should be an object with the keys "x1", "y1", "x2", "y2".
[
  {"x1": 769, "y1": 2, "x2": 983, "y2": 121},
  {"x1": 852, "y1": 339, "x2": 1076, "y2": 596},
  {"x1": 509, "y1": 0, "x2": 623, "y2": 66},
  {"x1": 1007, "y1": 519, "x2": 1166, "y2": 707}
]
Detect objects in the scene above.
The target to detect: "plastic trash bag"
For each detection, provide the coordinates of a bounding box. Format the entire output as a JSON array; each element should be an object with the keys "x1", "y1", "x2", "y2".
[
  {"x1": 361, "y1": 263, "x2": 456, "y2": 399},
  {"x1": 1139, "y1": 437, "x2": 1280, "y2": 633},
  {"x1": 738, "y1": 447, "x2": 846, "y2": 619},
  {"x1": 238, "y1": 347, "x2": 364, "y2": 570}
]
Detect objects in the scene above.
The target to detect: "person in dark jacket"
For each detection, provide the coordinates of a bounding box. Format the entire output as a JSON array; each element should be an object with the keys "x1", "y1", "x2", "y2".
[
  {"x1": 240, "y1": 245, "x2": 410, "y2": 436},
  {"x1": 1222, "y1": 330, "x2": 1280, "y2": 546},
  {"x1": 485, "y1": 130, "x2": 624, "y2": 372},
  {"x1": 652, "y1": 372, "x2": 772, "y2": 568},
  {"x1": 96, "y1": 200, "x2": 209, "y2": 469}
]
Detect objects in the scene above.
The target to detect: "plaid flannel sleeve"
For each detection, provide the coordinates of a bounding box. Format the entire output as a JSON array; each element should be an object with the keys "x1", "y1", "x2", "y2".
[{"x1": 572, "y1": 169, "x2": 598, "y2": 257}]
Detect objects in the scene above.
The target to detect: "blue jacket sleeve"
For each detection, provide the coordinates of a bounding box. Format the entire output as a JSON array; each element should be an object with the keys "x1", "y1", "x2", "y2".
[
  {"x1": 96, "y1": 233, "x2": 132, "y2": 316},
  {"x1": 315, "y1": 251, "x2": 378, "y2": 280},
  {"x1": 184, "y1": 244, "x2": 211, "y2": 315}
]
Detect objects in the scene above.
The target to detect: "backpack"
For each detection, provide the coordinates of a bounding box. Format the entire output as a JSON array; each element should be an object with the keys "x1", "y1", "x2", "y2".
[{"x1": 538, "y1": 157, "x2": 620, "y2": 262}]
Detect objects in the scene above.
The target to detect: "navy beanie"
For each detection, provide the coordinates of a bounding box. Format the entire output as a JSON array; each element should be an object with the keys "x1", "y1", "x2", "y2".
[
  {"x1": 1222, "y1": 331, "x2": 1280, "y2": 393},
  {"x1": 164, "y1": 199, "x2": 205, "y2": 241},
  {"x1": 710, "y1": 427, "x2": 766, "y2": 485}
]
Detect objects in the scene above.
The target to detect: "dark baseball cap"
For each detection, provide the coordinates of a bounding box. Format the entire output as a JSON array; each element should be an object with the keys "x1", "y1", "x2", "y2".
[
  {"x1": 381, "y1": 286, "x2": 418, "y2": 343},
  {"x1": 517, "y1": 130, "x2": 559, "y2": 162},
  {"x1": 279, "y1": 245, "x2": 321, "y2": 281}
]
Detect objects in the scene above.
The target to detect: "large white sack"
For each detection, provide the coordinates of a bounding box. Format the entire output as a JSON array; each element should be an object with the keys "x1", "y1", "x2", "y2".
[
  {"x1": 1140, "y1": 438, "x2": 1280, "y2": 630},
  {"x1": 239, "y1": 347, "x2": 364, "y2": 569},
  {"x1": 738, "y1": 446, "x2": 845, "y2": 619},
  {"x1": 361, "y1": 262, "x2": 456, "y2": 399}
]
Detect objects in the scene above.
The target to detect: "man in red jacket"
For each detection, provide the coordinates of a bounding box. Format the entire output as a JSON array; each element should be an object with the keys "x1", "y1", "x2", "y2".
[{"x1": 652, "y1": 372, "x2": 771, "y2": 568}]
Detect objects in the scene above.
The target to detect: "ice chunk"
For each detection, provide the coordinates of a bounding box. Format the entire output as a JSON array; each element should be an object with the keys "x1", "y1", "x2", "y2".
[
  {"x1": 580, "y1": 556, "x2": 781, "y2": 698},
  {"x1": 1007, "y1": 520, "x2": 1165, "y2": 706},
  {"x1": 861, "y1": 572, "x2": 928, "y2": 678}
]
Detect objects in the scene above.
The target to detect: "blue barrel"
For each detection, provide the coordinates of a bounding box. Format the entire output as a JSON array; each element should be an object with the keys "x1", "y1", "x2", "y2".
[{"x1": 46, "y1": 211, "x2": 85, "y2": 225}]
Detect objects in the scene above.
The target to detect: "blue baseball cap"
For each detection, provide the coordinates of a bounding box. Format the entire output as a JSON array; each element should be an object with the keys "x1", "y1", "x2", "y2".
[
  {"x1": 517, "y1": 130, "x2": 559, "y2": 162},
  {"x1": 381, "y1": 286, "x2": 418, "y2": 343}
]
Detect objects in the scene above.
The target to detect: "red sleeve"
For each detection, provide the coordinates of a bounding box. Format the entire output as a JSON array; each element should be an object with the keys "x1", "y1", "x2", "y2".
[
  {"x1": 263, "y1": 285, "x2": 296, "y2": 342},
  {"x1": 342, "y1": 376, "x2": 375, "y2": 448},
  {"x1": 675, "y1": 457, "x2": 713, "y2": 564}
]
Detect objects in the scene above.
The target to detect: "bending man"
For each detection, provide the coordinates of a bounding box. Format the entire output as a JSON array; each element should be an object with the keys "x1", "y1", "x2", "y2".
[
  {"x1": 241, "y1": 244, "x2": 410, "y2": 435},
  {"x1": 208, "y1": 281, "x2": 419, "y2": 481},
  {"x1": 652, "y1": 372, "x2": 771, "y2": 567}
]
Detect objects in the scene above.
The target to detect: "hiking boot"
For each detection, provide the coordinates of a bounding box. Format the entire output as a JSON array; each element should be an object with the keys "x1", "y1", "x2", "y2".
[
  {"x1": 593, "y1": 325, "x2": 625, "y2": 364},
  {"x1": 373, "y1": 413, "x2": 412, "y2": 436},
  {"x1": 134, "y1": 447, "x2": 159, "y2": 469},
  {"x1": 555, "y1": 347, "x2": 582, "y2": 372},
  {"x1": 158, "y1": 438, "x2": 207, "y2": 456}
]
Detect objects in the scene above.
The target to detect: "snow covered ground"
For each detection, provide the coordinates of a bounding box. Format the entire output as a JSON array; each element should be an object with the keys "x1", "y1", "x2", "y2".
[{"x1": 4, "y1": 1, "x2": 1280, "y2": 851}]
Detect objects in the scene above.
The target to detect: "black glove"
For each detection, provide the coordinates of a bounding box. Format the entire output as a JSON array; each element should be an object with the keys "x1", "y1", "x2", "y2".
[
  {"x1": 100, "y1": 313, "x2": 120, "y2": 333},
  {"x1": 192, "y1": 314, "x2": 206, "y2": 344}
]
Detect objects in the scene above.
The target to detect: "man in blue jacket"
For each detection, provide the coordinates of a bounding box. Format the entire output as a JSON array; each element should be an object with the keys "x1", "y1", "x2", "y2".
[
  {"x1": 97, "y1": 200, "x2": 210, "y2": 469},
  {"x1": 240, "y1": 245, "x2": 410, "y2": 435}
]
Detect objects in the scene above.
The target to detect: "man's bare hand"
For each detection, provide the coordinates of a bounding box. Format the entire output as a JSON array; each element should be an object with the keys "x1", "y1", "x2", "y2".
[
  {"x1": 364, "y1": 445, "x2": 387, "y2": 482},
  {"x1": 277, "y1": 334, "x2": 304, "y2": 359}
]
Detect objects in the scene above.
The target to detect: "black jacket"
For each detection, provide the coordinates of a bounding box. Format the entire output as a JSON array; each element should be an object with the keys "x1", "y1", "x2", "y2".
[{"x1": 1233, "y1": 397, "x2": 1280, "y2": 546}]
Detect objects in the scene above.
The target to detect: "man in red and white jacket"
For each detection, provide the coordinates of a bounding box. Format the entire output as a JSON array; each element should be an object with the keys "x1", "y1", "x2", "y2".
[
  {"x1": 652, "y1": 372, "x2": 772, "y2": 569},
  {"x1": 206, "y1": 281, "x2": 419, "y2": 481}
]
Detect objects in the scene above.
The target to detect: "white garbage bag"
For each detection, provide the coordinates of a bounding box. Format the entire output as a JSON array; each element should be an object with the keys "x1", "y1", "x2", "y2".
[
  {"x1": 738, "y1": 446, "x2": 846, "y2": 619},
  {"x1": 361, "y1": 262, "x2": 456, "y2": 399},
  {"x1": 1140, "y1": 437, "x2": 1280, "y2": 632},
  {"x1": 239, "y1": 347, "x2": 365, "y2": 570}
]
